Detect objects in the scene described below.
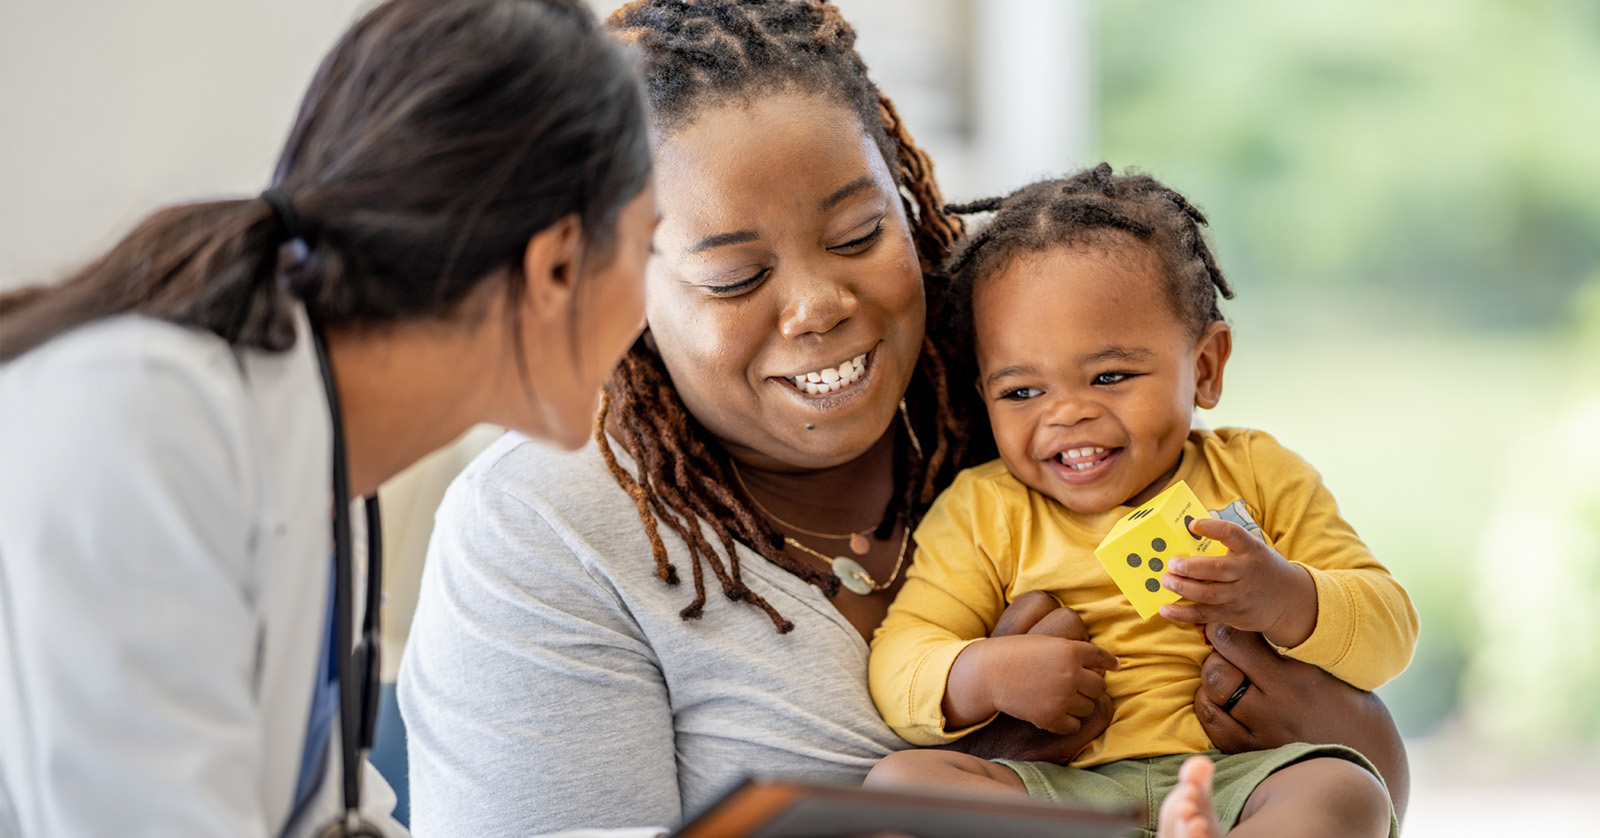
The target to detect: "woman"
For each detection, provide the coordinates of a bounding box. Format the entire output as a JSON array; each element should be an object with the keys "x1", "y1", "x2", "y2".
[
  {"x1": 399, "y1": 1, "x2": 1410, "y2": 834},
  {"x1": 0, "y1": 1, "x2": 654, "y2": 835}
]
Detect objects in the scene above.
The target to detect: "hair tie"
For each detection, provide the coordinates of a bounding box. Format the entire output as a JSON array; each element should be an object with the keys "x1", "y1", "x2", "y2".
[{"x1": 260, "y1": 187, "x2": 304, "y2": 245}]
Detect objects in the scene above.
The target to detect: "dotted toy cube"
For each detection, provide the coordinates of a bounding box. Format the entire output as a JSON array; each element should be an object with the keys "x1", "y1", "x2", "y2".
[{"x1": 1093, "y1": 480, "x2": 1227, "y2": 619}]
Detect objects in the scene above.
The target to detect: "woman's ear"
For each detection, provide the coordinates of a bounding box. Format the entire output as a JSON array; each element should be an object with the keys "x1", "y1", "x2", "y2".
[
  {"x1": 517, "y1": 213, "x2": 583, "y2": 324},
  {"x1": 1192, "y1": 320, "x2": 1232, "y2": 410}
]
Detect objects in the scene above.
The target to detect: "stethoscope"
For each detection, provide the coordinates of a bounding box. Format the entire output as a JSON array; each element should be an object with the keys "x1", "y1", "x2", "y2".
[{"x1": 310, "y1": 322, "x2": 386, "y2": 838}]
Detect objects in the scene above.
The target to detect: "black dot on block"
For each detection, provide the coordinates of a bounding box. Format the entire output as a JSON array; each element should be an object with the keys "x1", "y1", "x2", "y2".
[
  {"x1": 1151, "y1": 537, "x2": 1167, "y2": 552},
  {"x1": 1144, "y1": 578, "x2": 1161, "y2": 592},
  {"x1": 1184, "y1": 516, "x2": 1196, "y2": 536},
  {"x1": 1148, "y1": 557, "x2": 1164, "y2": 572},
  {"x1": 1127, "y1": 553, "x2": 1142, "y2": 567}
]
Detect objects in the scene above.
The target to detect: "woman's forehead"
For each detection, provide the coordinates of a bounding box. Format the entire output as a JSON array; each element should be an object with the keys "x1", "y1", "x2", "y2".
[{"x1": 651, "y1": 92, "x2": 893, "y2": 235}]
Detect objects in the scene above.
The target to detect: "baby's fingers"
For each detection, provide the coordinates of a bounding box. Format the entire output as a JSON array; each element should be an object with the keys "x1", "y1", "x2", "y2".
[
  {"x1": 1069, "y1": 640, "x2": 1120, "y2": 673},
  {"x1": 1189, "y1": 517, "x2": 1264, "y2": 555},
  {"x1": 1166, "y1": 554, "x2": 1240, "y2": 583}
]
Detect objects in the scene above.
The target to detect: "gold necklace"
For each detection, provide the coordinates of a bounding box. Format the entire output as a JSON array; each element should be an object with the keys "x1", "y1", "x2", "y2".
[
  {"x1": 784, "y1": 521, "x2": 911, "y2": 595},
  {"x1": 729, "y1": 461, "x2": 878, "y2": 555}
]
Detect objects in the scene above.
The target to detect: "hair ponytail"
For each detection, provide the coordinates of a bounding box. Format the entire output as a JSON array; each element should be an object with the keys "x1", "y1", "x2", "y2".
[{"x1": 0, "y1": 198, "x2": 294, "y2": 361}]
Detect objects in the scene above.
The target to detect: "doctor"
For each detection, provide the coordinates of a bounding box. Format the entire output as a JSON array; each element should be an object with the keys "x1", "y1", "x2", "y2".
[{"x1": 0, "y1": 0, "x2": 656, "y2": 835}]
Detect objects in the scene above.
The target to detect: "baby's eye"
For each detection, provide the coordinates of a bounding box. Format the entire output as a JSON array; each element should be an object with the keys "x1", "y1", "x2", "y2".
[
  {"x1": 1000, "y1": 387, "x2": 1043, "y2": 401},
  {"x1": 1093, "y1": 372, "x2": 1134, "y2": 386}
]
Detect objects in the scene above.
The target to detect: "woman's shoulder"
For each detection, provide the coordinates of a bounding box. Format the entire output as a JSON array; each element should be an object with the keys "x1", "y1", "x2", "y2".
[
  {"x1": 433, "y1": 433, "x2": 657, "y2": 573},
  {"x1": 1, "y1": 315, "x2": 261, "y2": 459},
  {"x1": 453, "y1": 432, "x2": 632, "y2": 511},
  {"x1": 4, "y1": 314, "x2": 245, "y2": 397}
]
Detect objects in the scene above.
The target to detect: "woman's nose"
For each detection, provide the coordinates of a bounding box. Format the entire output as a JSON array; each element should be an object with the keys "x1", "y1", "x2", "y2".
[{"x1": 778, "y1": 274, "x2": 859, "y2": 339}]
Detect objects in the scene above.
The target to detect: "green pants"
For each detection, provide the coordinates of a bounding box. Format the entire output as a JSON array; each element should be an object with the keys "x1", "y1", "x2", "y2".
[{"x1": 996, "y1": 743, "x2": 1398, "y2": 838}]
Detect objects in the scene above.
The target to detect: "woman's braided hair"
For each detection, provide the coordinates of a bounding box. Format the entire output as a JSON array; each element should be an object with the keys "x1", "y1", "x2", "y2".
[
  {"x1": 945, "y1": 162, "x2": 1235, "y2": 342},
  {"x1": 599, "y1": 0, "x2": 973, "y2": 631}
]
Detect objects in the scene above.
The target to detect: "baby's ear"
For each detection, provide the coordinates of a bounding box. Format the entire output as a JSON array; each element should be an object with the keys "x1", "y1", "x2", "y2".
[{"x1": 1192, "y1": 321, "x2": 1232, "y2": 409}]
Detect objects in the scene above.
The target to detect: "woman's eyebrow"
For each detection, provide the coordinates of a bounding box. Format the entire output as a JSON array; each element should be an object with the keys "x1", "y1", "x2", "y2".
[
  {"x1": 820, "y1": 176, "x2": 877, "y2": 211},
  {"x1": 688, "y1": 230, "x2": 759, "y2": 254}
]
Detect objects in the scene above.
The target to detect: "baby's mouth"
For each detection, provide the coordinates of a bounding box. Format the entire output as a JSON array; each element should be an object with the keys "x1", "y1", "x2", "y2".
[
  {"x1": 1055, "y1": 446, "x2": 1113, "y2": 471},
  {"x1": 786, "y1": 351, "x2": 868, "y2": 396}
]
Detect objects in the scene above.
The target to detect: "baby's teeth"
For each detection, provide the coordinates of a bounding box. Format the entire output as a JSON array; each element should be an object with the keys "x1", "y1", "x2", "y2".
[
  {"x1": 806, "y1": 372, "x2": 822, "y2": 383},
  {"x1": 821, "y1": 368, "x2": 840, "y2": 383}
]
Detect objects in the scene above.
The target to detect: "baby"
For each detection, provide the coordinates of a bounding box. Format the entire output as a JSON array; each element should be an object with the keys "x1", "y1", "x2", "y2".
[{"x1": 866, "y1": 164, "x2": 1418, "y2": 838}]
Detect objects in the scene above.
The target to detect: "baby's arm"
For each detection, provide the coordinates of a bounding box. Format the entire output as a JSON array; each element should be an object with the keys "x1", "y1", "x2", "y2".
[
  {"x1": 1158, "y1": 431, "x2": 1418, "y2": 690},
  {"x1": 942, "y1": 623, "x2": 1119, "y2": 735},
  {"x1": 868, "y1": 473, "x2": 1116, "y2": 744}
]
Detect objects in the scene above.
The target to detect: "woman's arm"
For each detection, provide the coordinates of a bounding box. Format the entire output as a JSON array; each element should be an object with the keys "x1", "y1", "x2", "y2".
[
  {"x1": 1194, "y1": 623, "x2": 1410, "y2": 823},
  {"x1": 398, "y1": 458, "x2": 681, "y2": 837}
]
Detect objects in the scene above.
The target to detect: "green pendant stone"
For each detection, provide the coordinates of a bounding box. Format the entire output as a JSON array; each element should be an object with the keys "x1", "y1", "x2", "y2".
[{"x1": 830, "y1": 556, "x2": 875, "y2": 595}]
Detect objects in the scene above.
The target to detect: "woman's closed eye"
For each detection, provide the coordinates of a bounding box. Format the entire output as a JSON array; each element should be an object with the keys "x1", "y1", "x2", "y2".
[
  {"x1": 705, "y1": 268, "x2": 771, "y2": 296},
  {"x1": 827, "y1": 221, "x2": 883, "y2": 255}
]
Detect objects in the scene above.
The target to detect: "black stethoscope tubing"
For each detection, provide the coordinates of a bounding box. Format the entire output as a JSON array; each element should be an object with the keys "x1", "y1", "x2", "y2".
[{"x1": 310, "y1": 323, "x2": 385, "y2": 838}]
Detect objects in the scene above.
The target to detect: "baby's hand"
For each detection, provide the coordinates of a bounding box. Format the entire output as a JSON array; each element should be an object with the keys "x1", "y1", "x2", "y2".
[
  {"x1": 1157, "y1": 518, "x2": 1317, "y2": 649},
  {"x1": 977, "y1": 634, "x2": 1119, "y2": 736}
]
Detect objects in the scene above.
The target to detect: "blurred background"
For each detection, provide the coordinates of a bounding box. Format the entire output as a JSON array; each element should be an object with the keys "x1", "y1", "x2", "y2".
[{"x1": 3, "y1": 0, "x2": 1596, "y2": 833}]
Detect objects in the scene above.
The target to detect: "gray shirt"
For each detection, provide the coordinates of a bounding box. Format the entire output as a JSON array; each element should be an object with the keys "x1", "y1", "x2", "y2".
[{"x1": 399, "y1": 433, "x2": 907, "y2": 837}]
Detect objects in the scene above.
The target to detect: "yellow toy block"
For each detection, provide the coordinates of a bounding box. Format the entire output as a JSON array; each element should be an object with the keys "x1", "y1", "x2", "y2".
[{"x1": 1094, "y1": 481, "x2": 1227, "y2": 619}]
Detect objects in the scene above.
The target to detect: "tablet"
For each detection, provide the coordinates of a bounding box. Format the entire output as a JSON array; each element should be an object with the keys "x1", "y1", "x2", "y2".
[{"x1": 668, "y1": 776, "x2": 1140, "y2": 838}]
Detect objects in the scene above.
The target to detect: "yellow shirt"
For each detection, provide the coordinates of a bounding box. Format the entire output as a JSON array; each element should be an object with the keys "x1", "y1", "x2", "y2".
[{"x1": 869, "y1": 428, "x2": 1419, "y2": 768}]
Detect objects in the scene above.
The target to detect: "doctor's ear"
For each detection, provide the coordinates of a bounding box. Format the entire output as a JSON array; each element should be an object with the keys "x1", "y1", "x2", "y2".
[
  {"x1": 516, "y1": 214, "x2": 583, "y2": 322},
  {"x1": 1192, "y1": 320, "x2": 1231, "y2": 410}
]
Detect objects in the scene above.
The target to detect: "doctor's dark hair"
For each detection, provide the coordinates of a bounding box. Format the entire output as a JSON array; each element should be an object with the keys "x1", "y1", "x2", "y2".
[
  {"x1": 0, "y1": 0, "x2": 651, "y2": 362},
  {"x1": 596, "y1": 0, "x2": 976, "y2": 632},
  {"x1": 945, "y1": 163, "x2": 1235, "y2": 342}
]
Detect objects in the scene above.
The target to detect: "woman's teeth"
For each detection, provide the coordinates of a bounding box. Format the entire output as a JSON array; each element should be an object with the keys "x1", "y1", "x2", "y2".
[
  {"x1": 790, "y1": 353, "x2": 867, "y2": 395},
  {"x1": 1059, "y1": 447, "x2": 1108, "y2": 470}
]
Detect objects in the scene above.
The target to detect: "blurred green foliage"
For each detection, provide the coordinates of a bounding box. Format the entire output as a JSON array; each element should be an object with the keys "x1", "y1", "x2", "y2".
[
  {"x1": 1091, "y1": 1, "x2": 1600, "y2": 751},
  {"x1": 1095, "y1": 0, "x2": 1600, "y2": 329}
]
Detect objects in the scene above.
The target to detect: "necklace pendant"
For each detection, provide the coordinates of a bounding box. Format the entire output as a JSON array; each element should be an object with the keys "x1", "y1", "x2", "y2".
[
  {"x1": 830, "y1": 556, "x2": 877, "y2": 595},
  {"x1": 848, "y1": 532, "x2": 871, "y2": 555}
]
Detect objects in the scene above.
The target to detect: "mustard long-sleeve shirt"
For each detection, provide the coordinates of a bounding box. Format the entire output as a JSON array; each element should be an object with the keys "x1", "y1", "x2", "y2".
[{"x1": 869, "y1": 428, "x2": 1418, "y2": 768}]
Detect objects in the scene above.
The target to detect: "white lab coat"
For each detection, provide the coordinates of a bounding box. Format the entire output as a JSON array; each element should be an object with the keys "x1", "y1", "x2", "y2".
[{"x1": 0, "y1": 308, "x2": 403, "y2": 837}]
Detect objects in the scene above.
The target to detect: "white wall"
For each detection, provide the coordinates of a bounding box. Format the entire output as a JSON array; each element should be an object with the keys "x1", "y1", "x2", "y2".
[
  {"x1": 0, "y1": 0, "x2": 373, "y2": 291},
  {"x1": 1, "y1": 0, "x2": 1090, "y2": 292}
]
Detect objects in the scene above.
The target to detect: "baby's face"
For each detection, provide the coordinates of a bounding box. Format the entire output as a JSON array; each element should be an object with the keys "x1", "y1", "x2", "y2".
[{"x1": 973, "y1": 242, "x2": 1227, "y2": 514}]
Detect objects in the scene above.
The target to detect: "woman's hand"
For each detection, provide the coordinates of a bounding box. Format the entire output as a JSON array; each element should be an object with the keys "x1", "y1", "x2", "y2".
[
  {"x1": 1195, "y1": 623, "x2": 1411, "y2": 822},
  {"x1": 936, "y1": 592, "x2": 1114, "y2": 765}
]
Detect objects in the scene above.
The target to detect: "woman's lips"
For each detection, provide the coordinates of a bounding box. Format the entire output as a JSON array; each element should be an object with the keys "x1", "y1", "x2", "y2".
[
  {"x1": 785, "y1": 350, "x2": 868, "y2": 395},
  {"x1": 772, "y1": 344, "x2": 878, "y2": 403}
]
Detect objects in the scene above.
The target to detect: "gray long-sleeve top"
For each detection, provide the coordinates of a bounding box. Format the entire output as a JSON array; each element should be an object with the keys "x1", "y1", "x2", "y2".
[{"x1": 398, "y1": 433, "x2": 907, "y2": 837}]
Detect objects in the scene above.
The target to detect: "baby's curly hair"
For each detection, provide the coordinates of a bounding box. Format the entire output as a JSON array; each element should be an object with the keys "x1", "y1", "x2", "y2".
[{"x1": 945, "y1": 162, "x2": 1235, "y2": 340}]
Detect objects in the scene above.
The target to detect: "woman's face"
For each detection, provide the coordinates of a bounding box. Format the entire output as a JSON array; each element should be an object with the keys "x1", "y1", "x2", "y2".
[{"x1": 647, "y1": 93, "x2": 926, "y2": 472}]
